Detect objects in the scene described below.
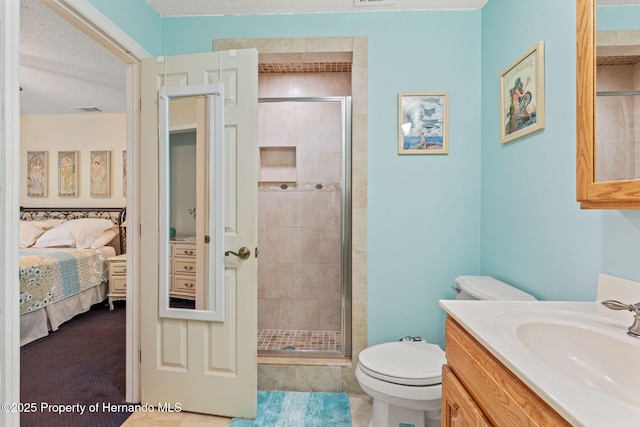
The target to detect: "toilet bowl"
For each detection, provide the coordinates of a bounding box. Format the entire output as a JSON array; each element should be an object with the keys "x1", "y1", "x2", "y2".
[
  {"x1": 356, "y1": 275, "x2": 536, "y2": 427},
  {"x1": 356, "y1": 338, "x2": 445, "y2": 427}
]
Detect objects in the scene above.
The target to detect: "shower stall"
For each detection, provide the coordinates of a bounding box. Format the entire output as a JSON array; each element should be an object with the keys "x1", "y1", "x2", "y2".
[{"x1": 257, "y1": 96, "x2": 351, "y2": 357}]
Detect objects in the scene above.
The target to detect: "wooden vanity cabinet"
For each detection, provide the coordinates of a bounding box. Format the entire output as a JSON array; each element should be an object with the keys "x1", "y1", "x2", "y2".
[
  {"x1": 442, "y1": 317, "x2": 571, "y2": 427},
  {"x1": 442, "y1": 365, "x2": 491, "y2": 427}
]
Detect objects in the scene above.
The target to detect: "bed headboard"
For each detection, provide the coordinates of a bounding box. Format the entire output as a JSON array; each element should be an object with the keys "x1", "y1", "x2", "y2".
[{"x1": 19, "y1": 207, "x2": 127, "y2": 253}]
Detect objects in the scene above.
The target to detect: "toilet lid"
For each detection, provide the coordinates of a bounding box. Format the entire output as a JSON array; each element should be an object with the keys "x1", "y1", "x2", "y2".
[{"x1": 358, "y1": 341, "x2": 446, "y2": 386}]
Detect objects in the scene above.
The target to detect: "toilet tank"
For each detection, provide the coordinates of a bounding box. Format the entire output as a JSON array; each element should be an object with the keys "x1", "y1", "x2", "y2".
[{"x1": 454, "y1": 276, "x2": 537, "y2": 301}]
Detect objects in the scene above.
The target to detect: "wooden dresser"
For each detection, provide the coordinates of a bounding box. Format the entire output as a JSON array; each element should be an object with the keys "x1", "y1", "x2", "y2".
[{"x1": 170, "y1": 241, "x2": 197, "y2": 300}]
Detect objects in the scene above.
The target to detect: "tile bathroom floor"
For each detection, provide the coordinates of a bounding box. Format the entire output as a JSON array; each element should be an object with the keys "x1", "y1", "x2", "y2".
[
  {"x1": 121, "y1": 394, "x2": 372, "y2": 426},
  {"x1": 257, "y1": 329, "x2": 342, "y2": 352}
]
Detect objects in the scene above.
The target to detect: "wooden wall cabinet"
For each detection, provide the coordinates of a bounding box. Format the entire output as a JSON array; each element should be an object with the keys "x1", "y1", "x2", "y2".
[
  {"x1": 442, "y1": 317, "x2": 571, "y2": 426},
  {"x1": 576, "y1": 0, "x2": 640, "y2": 209}
]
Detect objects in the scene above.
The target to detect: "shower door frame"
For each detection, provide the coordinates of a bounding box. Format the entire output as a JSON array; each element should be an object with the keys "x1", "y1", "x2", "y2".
[{"x1": 257, "y1": 96, "x2": 352, "y2": 358}]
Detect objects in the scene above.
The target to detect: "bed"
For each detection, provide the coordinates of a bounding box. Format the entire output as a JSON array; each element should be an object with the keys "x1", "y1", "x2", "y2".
[{"x1": 19, "y1": 207, "x2": 126, "y2": 346}]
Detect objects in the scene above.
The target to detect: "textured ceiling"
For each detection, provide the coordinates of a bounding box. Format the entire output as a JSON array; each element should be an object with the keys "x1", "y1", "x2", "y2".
[{"x1": 20, "y1": 0, "x2": 127, "y2": 114}]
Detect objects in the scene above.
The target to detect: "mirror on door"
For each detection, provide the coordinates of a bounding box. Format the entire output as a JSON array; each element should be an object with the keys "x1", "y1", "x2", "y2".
[{"x1": 158, "y1": 84, "x2": 226, "y2": 322}]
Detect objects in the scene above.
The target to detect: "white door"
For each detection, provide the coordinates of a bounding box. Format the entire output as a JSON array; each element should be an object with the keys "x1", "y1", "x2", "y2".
[{"x1": 139, "y1": 50, "x2": 258, "y2": 418}]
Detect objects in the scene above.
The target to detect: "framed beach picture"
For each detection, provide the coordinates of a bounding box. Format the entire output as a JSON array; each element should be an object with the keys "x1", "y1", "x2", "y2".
[
  {"x1": 500, "y1": 41, "x2": 545, "y2": 144},
  {"x1": 58, "y1": 151, "x2": 78, "y2": 197},
  {"x1": 90, "y1": 150, "x2": 111, "y2": 197},
  {"x1": 398, "y1": 92, "x2": 448, "y2": 154},
  {"x1": 27, "y1": 151, "x2": 48, "y2": 197}
]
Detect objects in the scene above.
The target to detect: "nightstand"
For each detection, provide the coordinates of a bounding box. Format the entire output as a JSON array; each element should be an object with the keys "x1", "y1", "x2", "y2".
[{"x1": 107, "y1": 254, "x2": 127, "y2": 310}]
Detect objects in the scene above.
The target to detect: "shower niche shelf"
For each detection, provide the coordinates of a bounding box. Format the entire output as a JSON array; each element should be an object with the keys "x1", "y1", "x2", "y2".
[{"x1": 259, "y1": 146, "x2": 297, "y2": 183}]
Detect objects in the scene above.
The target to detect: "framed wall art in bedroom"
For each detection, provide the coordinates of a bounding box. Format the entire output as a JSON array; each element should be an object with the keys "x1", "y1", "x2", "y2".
[
  {"x1": 58, "y1": 151, "x2": 78, "y2": 197},
  {"x1": 27, "y1": 150, "x2": 48, "y2": 197}
]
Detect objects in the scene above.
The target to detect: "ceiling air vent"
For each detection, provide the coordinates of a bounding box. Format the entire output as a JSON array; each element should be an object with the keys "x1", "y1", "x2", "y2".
[
  {"x1": 354, "y1": 0, "x2": 393, "y2": 6},
  {"x1": 71, "y1": 106, "x2": 104, "y2": 113}
]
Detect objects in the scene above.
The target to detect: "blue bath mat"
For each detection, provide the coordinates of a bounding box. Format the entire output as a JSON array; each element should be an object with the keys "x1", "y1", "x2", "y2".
[{"x1": 230, "y1": 390, "x2": 352, "y2": 427}]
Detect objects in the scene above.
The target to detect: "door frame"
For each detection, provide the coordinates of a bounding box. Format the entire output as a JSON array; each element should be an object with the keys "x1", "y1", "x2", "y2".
[
  {"x1": 1, "y1": 0, "x2": 150, "y2": 410},
  {"x1": 1, "y1": 1, "x2": 22, "y2": 425}
]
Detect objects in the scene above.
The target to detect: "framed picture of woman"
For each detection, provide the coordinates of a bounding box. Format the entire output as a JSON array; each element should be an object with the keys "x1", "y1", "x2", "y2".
[
  {"x1": 90, "y1": 150, "x2": 111, "y2": 197},
  {"x1": 58, "y1": 151, "x2": 78, "y2": 197},
  {"x1": 27, "y1": 151, "x2": 48, "y2": 197},
  {"x1": 500, "y1": 41, "x2": 545, "y2": 144}
]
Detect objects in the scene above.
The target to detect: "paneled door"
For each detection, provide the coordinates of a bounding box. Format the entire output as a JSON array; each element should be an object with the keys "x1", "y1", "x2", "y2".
[{"x1": 139, "y1": 49, "x2": 258, "y2": 418}]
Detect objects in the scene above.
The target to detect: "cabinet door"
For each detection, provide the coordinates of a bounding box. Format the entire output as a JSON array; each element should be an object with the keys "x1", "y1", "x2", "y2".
[{"x1": 442, "y1": 365, "x2": 491, "y2": 427}]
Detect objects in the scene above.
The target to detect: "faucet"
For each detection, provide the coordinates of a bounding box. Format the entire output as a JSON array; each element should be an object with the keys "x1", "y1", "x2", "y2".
[{"x1": 601, "y1": 300, "x2": 640, "y2": 338}]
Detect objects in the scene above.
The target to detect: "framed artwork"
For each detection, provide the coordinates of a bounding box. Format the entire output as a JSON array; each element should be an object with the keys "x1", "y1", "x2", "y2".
[
  {"x1": 398, "y1": 92, "x2": 448, "y2": 154},
  {"x1": 27, "y1": 151, "x2": 48, "y2": 197},
  {"x1": 26, "y1": 151, "x2": 48, "y2": 197},
  {"x1": 90, "y1": 150, "x2": 111, "y2": 197},
  {"x1": 500, "y1": 41, "x2": 545, "y2": 144},
  {"x1": 58, "y1": 151, "x2": 78, "y2": 197}
]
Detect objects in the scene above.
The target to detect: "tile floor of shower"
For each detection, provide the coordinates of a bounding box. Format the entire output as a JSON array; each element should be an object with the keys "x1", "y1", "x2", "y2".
[{"x1": 257, "y1": 329, "x2": 342, "y2": 352}]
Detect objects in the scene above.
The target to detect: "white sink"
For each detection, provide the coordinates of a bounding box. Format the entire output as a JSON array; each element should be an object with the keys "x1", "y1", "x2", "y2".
[
  {"x1": 494, "y1": 308, "x2": 640, "y2": 408},
  {"x1": 440, "y1": 294, "x2": 640, "y2": 426}
]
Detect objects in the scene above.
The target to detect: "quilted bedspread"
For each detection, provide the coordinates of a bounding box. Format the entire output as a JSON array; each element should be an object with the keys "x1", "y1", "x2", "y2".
[{"x1": 19, "y1": 247, "x2": 115, "y2": 315}]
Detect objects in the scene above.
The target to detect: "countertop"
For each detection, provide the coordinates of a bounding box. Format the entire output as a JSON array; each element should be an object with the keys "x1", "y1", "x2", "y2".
[{"x1": 439, "y1": 299, "x2": 640, "y2": 427}]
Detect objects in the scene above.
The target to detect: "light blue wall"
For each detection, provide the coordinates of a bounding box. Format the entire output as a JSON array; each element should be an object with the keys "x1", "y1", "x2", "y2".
[
  {"x1": 155, "y1": 11, "x2": 483, "y2": 348},
  {"x1": 87, "y1": 0, "x2": 640, "y2": 351},
  {"x1": 88, "y1": 0, "x2": 162, "y2": 55},
  {"x1": 88, "y1": 4, "x2": 482, "y2": 350},
  {"x1": 480, "y1": 0, "x2": 640, "y2": 302}
]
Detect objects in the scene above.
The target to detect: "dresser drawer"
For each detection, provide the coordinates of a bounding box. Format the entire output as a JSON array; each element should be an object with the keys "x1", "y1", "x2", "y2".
[
  {"x1": 110, "y1": 262, "x2": 127, "y2": 276},
  {"x1": 111, "y1": 277, "x2": 126, "y2": 292},
  {"x1": 173, "y1": 243, "x2": 196, "y2": 258},
  {"x1": 174, "y1": 277, "x2": 196, "y2": 294},
  {"x1": 174, "y1": 259, "x2": 196, "y2": 275}
]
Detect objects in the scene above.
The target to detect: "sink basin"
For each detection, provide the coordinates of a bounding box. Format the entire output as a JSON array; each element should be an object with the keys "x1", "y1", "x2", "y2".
[{"x1": 494, "y1": 308, "x2": 640, "y2": 407}]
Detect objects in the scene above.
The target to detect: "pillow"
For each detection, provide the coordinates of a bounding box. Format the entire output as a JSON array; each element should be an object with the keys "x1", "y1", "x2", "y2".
[
  {"x1": 19, "y1": 219, "x2": 66, "y2": 248},
  {"x1": 90, "y1": 225, "x2": 119, "y2": 249},
  {"x1": 34, "y1": 218, "x2": 115, "y2": 249}
]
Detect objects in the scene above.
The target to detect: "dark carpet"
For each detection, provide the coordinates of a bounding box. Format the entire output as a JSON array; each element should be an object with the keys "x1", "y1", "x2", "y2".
[{"x1": 20, "y1": 301, "x2": 132, "y2": 427}]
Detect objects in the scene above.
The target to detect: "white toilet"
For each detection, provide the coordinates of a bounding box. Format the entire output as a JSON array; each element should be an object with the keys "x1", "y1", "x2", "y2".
[{"x1": 355, "y1": 275, "x2": 536, "y2": 427}]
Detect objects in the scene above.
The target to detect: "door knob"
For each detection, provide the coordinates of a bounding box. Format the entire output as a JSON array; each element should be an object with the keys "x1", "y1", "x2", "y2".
[{"x1": 225, "y1": 247, "x2": 251, "y2": 260}]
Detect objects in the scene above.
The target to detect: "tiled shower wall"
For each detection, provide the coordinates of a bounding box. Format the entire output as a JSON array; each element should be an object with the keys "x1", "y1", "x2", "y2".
[{"x1": 258, "y1": 72, "x2": 351, "y2": 333}]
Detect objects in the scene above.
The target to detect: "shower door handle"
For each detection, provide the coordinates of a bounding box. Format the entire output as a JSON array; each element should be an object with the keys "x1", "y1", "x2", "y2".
[{"x1": 225, "y1": 247, "x2": 251, "y2": 260}]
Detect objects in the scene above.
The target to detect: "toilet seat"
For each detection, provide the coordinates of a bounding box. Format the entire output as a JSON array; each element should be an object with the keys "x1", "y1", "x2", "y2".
[{"x1": 358, "y1": 341, "x2": 446, "y2": 386}]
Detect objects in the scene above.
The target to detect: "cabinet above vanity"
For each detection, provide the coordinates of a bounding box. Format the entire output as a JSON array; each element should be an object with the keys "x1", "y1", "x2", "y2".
[{"x1": 576, "y1": 0, "x2": 640, "y2": 209}]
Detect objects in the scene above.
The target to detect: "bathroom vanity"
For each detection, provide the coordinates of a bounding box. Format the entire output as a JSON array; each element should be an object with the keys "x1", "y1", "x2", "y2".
[
  {"x1": 442, "y1": 317, "x2": 568, "y2": 426},
  {"x1": 440, "y1": 294, "x2": 640, "y2": 427}
]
